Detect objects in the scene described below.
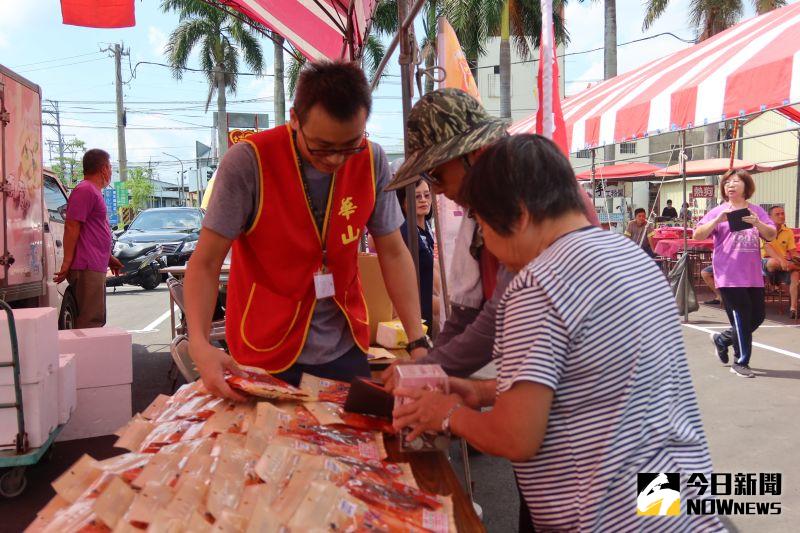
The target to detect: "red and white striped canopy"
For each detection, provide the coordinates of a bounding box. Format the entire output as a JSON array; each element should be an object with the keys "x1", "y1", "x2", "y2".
[
  {"x1": 511, "y1": 2, "x2": 800, "y2": 153},
  {"x1": 227, "y1": 0, "x2": 378, "y2": 61}
]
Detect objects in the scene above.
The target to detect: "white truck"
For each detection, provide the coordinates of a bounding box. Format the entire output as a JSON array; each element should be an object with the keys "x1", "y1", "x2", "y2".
[{"x1": 1, "y1": 64, "x2": 75, "y2": 328}]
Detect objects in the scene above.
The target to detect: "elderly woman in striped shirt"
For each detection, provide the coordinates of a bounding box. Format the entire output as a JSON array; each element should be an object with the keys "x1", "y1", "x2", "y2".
[{"x1": 393, "y1": 135, "x2": 722, "y2": 532}]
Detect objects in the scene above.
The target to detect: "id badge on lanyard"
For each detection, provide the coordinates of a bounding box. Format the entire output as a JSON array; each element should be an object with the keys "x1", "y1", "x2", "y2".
[{"x1": 314, "y1": 250, "x2": 335, "y2": 299}]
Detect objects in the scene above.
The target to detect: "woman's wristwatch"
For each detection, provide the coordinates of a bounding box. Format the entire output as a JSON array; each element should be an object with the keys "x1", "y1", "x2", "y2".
[{"x1": 406, "y1": 335, "x2": 433, "y2": 352}]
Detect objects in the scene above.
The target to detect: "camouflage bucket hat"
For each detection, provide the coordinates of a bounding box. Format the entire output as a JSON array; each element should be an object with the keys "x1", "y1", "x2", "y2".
[{"x1": 386, "y1": 88, "x2": 510, "y2": 191}]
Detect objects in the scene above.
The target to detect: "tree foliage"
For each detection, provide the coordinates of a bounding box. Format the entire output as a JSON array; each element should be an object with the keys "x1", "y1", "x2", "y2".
[
  {"x1": 51, "y1": 138, "x2": 86, "y2": 188},
  {"x1": 126, "y1": 167, "x2": 156, "y2": 213}
]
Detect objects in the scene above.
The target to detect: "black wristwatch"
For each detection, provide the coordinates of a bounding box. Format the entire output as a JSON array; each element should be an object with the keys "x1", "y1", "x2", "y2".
[{"x1": 406, "y1": 335, "x2": 433, "y2": 351}]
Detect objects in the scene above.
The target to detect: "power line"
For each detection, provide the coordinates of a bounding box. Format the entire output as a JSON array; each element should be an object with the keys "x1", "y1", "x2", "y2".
[
  {"x1": 17, "y1": 57, "x2": 108, "y2": 74},
  {"x1": 10, "y1": 51, "x2": 104, "y2": 69}
]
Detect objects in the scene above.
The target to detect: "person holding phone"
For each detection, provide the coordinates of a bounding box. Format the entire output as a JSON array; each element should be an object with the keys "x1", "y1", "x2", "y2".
[{"x1": 694, "y1": 170, "x2": 776, "y2": 378}]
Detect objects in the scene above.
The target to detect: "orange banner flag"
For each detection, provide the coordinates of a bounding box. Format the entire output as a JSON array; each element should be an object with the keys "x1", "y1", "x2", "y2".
[{"x1": 436, "y1": 17, "x2": 480, "y2": 101}]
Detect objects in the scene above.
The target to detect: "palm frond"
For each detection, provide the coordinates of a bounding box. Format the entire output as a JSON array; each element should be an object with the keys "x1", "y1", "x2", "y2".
[
  {"x1": 752, "y1": 0, "x2": 786, "y2": 14},
  {"x1": 287, "y1": 52, "x2": 307, "y2": 98},
  {"x1": 229, "y1": 19, "x2": 265, "y2": 74},
  {"x1": 165, "y1": 18, "x2": 211, "y2": 79},
  {"x1": 372, "y1": 0, "x2": 399, "y2": 36},
  {"x1": 361, "y1": 35, "x2": 386, "y2": 87},
  {"x1": 642, "y1": 0, "x2": 671, "y2": 30}
]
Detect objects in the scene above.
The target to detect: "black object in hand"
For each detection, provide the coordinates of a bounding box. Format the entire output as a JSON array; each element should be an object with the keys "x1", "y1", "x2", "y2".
[
  {"x1": 727, "y1": 208, "x2": 753, "y2": 232},
  {"x1": 344, "y1": 377, "x2": 394, "y2": 418}
]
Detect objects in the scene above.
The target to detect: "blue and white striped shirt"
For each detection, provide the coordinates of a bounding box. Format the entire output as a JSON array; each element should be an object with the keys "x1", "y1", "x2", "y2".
[{"x1": 495, "y1": 226, "x2": 722, "y2": 532}]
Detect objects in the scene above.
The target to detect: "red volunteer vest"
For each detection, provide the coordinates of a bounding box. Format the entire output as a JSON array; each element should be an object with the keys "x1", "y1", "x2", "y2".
[{"x1": 226, "y1": 125, "x2": 375, "y2": 372}]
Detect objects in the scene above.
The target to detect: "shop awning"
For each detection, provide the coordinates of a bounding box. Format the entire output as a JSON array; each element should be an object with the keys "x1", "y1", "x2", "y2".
[
  {"x1": 510, "y1": 2, "x2": 800, "y2": 152},
  {"x1": 574, "y1": 162, "x2": 663, "y2": 181},
  {"x1": 225, "y1": 0, "x2": 378, "y2": 60},
  {"x1": 655, "y1": 158, "x2": 756, "y2": 177}
]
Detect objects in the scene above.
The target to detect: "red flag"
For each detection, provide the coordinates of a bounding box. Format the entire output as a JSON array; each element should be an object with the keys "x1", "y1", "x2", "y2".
[
  {"x1": 61, "y1": 0, "x2": 135, "y2": 28},
  {"x1": 535, "y1": 0, "x2": 568, "y2": 156}
]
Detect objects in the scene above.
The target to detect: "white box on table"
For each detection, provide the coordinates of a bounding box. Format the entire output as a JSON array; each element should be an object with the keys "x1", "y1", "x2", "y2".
[
  {"x1": 58, "y1": 354, "x2": 77, "y2": 425},
  {"x1": 57, "y1": 327, "x2": 132, "y2": 389},
  {"x1": 57, "y1": 383, "x2": 132, "y2": 442},
  {"x1": 0, "y1": 307, "x2": 59, "y2": 385},
  {"x1": 0, "y1": 367, "x2": 58, "y2": 449}
]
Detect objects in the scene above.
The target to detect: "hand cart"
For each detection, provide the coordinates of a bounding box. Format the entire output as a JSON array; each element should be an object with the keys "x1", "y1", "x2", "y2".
[{"x1": 0, "y1": 300, "x2": 64, "y2": 498}]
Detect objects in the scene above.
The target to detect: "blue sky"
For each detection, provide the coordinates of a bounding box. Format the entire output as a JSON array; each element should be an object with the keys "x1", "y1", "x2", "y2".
[{"x1": 0, "y1": 0, "x2": 772, "y2": 187}]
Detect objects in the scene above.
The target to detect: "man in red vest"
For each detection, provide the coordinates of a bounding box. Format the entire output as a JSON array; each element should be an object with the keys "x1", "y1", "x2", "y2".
[{"x1": 185, "y1": 61, "x2": 427, "y2": 400}]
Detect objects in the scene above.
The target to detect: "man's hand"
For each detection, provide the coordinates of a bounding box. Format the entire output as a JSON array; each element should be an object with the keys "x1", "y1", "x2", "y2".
[
  {"x1": 409, "y1": 347, "x2": 428, "y2": 361},
  {"x1": 393, "y1": 388, "x2": 462, "y2": 441},
  {"x1": 108, "y1": 256, "x2": 123, "y2": 276},
  {"x1": 53, "y1": 259, "x2": 71, "y2": 284},
  {"x1": 448, "y1": 377, "x2": 482, "y2": 409},
  {"x1": 189, "y1": 340, "x2": 248, "y2": 402},
  {"x1": 779, "y1": 258, "x2": 791, "y2": 271}
]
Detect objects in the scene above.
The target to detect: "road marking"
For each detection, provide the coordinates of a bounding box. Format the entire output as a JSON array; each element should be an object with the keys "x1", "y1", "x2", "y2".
[
  {"x1": 683, "y1": 323, "x2": 800, "y2": 361},
  {"x1": 140, "y1": 308, "x2": 172, "y2": 332}
]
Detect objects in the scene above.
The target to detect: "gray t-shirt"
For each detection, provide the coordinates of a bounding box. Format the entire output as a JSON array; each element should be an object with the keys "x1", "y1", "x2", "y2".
[{"x1": 204, "y1": 140, "x2": 403, "y2": 365}]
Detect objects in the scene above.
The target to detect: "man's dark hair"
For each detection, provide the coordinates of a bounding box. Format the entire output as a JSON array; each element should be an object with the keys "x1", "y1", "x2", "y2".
[
  {"x1": 294, "y1": 60, "x2": 371, "y2": 123},
  {"x1": 83, "y1": 149, "x2": 110, "y2": 175},
  {"x1": 666, "y1": 199, "x2": 673, "y2": 205},
  {"x1": 634, "y1": 208, "x2": 646, "y2": 216},
  {"x1": 459, "y1": 134, "x2": 584, "y2": 236},
  {"x1": 769, "y1": 204, "x2": 784, "y2": 215}
]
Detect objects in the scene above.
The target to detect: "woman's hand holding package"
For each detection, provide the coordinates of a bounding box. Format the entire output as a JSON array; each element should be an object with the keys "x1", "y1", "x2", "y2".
[{"x1": 392, "y1": 388, "x2": 462, "y2": 441}]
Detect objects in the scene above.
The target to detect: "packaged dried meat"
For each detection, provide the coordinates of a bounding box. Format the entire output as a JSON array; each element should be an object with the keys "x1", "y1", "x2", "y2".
[
  {"x1": 299, "y1": 373, "x2": 350, "y2": 404},
  {"x1": 121, "y1": 481, "x2": 175, "y2": 529},
  {"x1": 225, "y1": 367, "x2": 310, "y2": 401},
  {"x1": 92, "y1": 476, "x2": 135, "y2": 529},
  {"x1": 130, "y1": 453, "x2": 182, "y2": 491},
  {"x1": 51, "y1": 455, "x2": 102, "y2": 504},
  {"x1": 279, "y1": 419, "x2": 387, "y2": 460},
  {"x1": 139, "y1": 420, "x2": 205, "y2": 453},
  {"x1": 113, "y1": 417, "x2": 155, "y2": 452},
  {"x1": 286, "y1": 481, "x2": 365, "y2": 531}
]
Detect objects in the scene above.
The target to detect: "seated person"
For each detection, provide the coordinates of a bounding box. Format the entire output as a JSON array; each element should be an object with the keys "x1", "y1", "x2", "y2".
[
  {"x1": 393, "y1": 134, "x2": 721, "y2": 532},
  {"x1": 701, "y1": 265, "x2": 722, "y2": 305},
  {"x1": 662, "y1": 199, "x2": 678, "y2": 219},
  {"x1": 624, "y1": 208, "x2": 655, "y2": 256},
  {"x1": 761, "y1": 205, "x2": 799, "y2": 319}
]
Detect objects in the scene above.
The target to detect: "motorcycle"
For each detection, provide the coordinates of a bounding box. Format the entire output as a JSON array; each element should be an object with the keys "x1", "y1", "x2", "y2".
[{"x1": 106, "y1": 243, "x2": 166, "y2": 291}]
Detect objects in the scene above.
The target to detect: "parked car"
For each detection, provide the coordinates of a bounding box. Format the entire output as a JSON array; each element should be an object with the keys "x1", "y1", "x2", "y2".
[{"x1": 113, "y1": 207, "x2": 203, "y2": 266}]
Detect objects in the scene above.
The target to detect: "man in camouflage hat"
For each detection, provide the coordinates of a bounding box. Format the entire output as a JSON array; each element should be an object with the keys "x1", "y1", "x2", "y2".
[{"x1": 384, "y1": 88, "x2": 598, "y2": 383}]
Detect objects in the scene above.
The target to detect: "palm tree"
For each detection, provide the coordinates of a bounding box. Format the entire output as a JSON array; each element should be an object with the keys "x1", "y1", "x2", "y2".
[
  {"x1": 273, "y1": 32, "x2": 286, "y2": 126},
  {"x1": 162, "y1": 0, "x2": 266, "y2": 158},
  {"x1": 285, "y1": 35, "x2": 387, "y2": 98},
  {"x1": 643, "y1": 0, "x2": 786, "y2": 159},
  {"x1": 445, "y1": 0, "x2": 568, "y2": 119}
]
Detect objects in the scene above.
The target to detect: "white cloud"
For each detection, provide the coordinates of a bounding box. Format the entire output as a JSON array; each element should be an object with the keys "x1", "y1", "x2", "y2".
[{"x1": 148, "y1": 26, "x2": 168, "y2": 58}]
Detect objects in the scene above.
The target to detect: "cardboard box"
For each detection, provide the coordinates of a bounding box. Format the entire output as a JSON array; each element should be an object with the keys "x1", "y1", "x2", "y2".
[
  {"x1": 58, "y1": 354, "x2": 77, "y2": 425},
  {"x1": 57, "y1": 328, "x2": 132, "y2": 389},
  {"x1": 57, "y1": 384, "x2": 132, "y2": 442},
  {"x1": 393, "y1": 365, "x2": 449, "y2": 452},
  {"x1": 358, "y1": 253, "x2": 393, "y2": 344},
  {"x1": 376, "y1": 320, "x2": 428, "y2": 349},
  {"x1": 0, "y1": 307, "x2": 59, "y2": 385},
  {"x1": 0, "y1": 368, "x2": 58, "y2": 449}
]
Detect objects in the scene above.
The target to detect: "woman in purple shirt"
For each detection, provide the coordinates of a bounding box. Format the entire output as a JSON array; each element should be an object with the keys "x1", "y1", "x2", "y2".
[{"x1": 694, "y1": 170, "x2": 776, "y2": 378}]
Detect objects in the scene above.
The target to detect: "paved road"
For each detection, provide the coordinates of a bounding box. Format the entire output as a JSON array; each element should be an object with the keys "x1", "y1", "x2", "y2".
[{"x1": 102, "y1": 288, "x2": 800, "y2": 531}]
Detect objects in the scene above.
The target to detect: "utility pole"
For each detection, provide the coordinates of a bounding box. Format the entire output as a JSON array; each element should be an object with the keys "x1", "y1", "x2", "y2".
[
  {"x1": 102, "y1": 43, "x2": 129, "y2": 182},
  {"x1": 42, "y1": 100, "x2": 65, "y2": 172}
]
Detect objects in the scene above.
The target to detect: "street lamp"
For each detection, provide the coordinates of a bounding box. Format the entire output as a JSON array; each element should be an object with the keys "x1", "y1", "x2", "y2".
[{"x1": 162, "y1": 152, "x2": 186, "y2": 206}]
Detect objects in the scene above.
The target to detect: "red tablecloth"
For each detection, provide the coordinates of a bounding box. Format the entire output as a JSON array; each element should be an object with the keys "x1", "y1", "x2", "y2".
[{"x1": 654, "y1": 239, "x2": 714, "y2": 259}]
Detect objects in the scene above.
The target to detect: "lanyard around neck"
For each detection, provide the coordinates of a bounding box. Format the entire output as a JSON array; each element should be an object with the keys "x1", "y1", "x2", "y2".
[{"x1": 293, "y1": 134, "x2": 336, "y2": 262}]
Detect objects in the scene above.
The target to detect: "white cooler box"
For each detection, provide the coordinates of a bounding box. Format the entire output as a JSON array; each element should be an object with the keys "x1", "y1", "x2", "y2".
[
  {"x1": 0, "y1": 307, "x2": 59, "y2": 385},
  {"x1": 58, "y1": 354, "x2": 77, "y2": 425},
  {"x1": 57, "y1": 384, "x2": 132, "y2": 442},
  {"x1": 0, "y1": 368, "x2": 58, "y2": 449},
  {"x1": 57, "y1": 327, "x2": 132, "y2": 389}
]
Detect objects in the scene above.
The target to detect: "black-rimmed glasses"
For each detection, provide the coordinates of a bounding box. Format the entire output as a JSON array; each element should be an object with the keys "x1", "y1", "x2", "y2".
[
  {"x1": 299, "y1": 121, "x2": 368, "y2": 157},
  {"x1": 421, "y1": 155, "x2": 472, "y2": 186}
]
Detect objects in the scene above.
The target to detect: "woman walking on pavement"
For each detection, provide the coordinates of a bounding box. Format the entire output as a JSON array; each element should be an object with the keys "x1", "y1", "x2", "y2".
[{"x1": 694, "y1": 170, "x2": 776, "y2": 378}]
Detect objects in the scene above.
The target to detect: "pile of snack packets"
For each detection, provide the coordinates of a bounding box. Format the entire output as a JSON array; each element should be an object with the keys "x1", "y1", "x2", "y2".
[{"x1": 27, "y1": 367, "x2": 456, "y2": 533}]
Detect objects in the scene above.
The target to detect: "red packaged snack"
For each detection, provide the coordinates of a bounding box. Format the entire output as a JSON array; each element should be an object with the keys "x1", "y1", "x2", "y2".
[{"x1": 225, "y1": 367, "x2": 310, "y2": 401}]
